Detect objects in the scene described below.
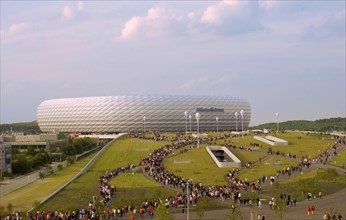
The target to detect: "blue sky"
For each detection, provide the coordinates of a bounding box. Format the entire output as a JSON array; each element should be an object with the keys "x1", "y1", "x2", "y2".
[{"x1": 1, "y1": 1, "x2": 345, "y2": 126}]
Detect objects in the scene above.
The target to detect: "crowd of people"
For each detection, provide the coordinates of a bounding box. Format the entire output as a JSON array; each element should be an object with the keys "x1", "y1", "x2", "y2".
[{"x1": 2, "y1": 133, "x2": 345, "y2": 220}]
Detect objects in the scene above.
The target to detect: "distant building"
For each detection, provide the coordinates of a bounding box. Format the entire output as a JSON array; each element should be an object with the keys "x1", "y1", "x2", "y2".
[
  {"x1": 0, "y1": 142, "x2": 12, "y2": 177},
  {"x1": 0, "y1": 134, "x2": 63, "y2": 151},
  {"x1": 37, "y1": 95, "x2": 251, "y2": 133}
]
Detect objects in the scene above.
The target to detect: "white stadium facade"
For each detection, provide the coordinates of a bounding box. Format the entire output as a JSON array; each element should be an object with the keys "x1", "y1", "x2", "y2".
[{"x1": 37, "y1": 95, "x2": 251, "y2": 133}]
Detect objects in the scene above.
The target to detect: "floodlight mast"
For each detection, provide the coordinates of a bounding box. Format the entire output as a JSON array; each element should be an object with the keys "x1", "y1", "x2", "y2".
[
  {"x1": 235, "y1": 112, "x2": 238, "y2": 132},
  {"x1": 195, "y1": 112, "x2": 200, "y2": 148},
  {"x1": 276, "y1": 112, "x2": 279, "y2": 133},
  {"x1": 184, "y1": 111, "x2": 188, "y2": 133},
  {"x1": 240, "y1": 110, "x2": 244, "y2": 138},
  {"x1": 189, "y1": 115, "x2": 192, "y2": 133},
  {"x1": 187, "y1": 180, "x2": 189, "y2": 220},
  {"x1": 143, "y1": 116, "x2": 146, "y2": 134},
  {"x1": 216, "y1": 116, "x2": 219, "y2": 132}
]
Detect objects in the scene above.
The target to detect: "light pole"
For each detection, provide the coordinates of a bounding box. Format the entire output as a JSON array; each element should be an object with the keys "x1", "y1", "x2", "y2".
[
  {"x1": 143, "y1": 116, "x2": 146, "y2": 134},
  {"x1": 189, "y1": 115, "x2": 192, "y2": 133},
  {"x1": 187, "y1": 180, "x2": 189, "y2": 220},
  {"x1": 186, "y1": 179, "x2": 192, "y2": 220},
  {"x1": 216, "y1": 116, "x2": 219, "y2": 133},
  {"x1": 235, "y1": 112, "x2": 238, "y2": 132},
  {"x1": 184, "y1": 111, "x2": 188, "y2": 133},
  {"x1": 195, "y1": 112, "x2": 200, "y2": 148},
  {"x1": 276, "y1": 112, "x2": 279, "y2": 133},
  {"x1": 240, "y1": 110, "x2": 244, "y2": 138}
]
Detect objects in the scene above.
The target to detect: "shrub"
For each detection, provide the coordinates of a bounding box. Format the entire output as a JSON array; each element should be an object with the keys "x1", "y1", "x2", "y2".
[{"x1": 57, "y1": 164, "x2": 63, "y2": 171}]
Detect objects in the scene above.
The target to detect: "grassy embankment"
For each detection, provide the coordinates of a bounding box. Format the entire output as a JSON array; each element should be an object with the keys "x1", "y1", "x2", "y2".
[
  {"x1": 212, "y1": 132, "x2": 332, "y2": 158},
  {"x1": 38, "y1": 138, "x2": 175, "y2": 211},
  {"x1": 3, "y1": 132, "x2": 339, "y2": 212},
  {"x1": 329, "y1": 149, "x2": 346, "y2": 168},
  {"x1": 165, "y1": 132, "x2": 332, "y2": 185},
  {"x1": 1, "y1": 152, "x2": 97, "y2": 211},
  {"x1": 261, "y1": 168, "x2": 346, "y2": 201}
]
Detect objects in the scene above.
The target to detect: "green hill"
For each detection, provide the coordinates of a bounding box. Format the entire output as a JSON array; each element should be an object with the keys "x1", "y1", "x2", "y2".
[
  {"x1": 0, "y1": 121, "x2": 41, "y2": 134},
  {"x1": 250, "y1": 117, "x2": 346, "y2": 132}
]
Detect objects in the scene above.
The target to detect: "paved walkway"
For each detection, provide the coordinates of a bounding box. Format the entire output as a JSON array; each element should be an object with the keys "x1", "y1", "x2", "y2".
[
  {"x1": 0, "y1": 161, "x2": 67, "y2": 196},
  {"x1": 172, "y1": 188, "x2": 346, "y2": 220}
]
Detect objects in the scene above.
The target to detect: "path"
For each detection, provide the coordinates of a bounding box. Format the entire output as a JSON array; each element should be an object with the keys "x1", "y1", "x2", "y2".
[{"x1": 172, "y1": 188, "x2": 346, "y2": 220}]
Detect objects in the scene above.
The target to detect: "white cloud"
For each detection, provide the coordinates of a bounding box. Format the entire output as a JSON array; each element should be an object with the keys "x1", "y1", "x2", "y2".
[
  {"x1": 187, "y1": 12, "x2": 195, "y2": 19},
  {"x1": 121, "y1": 16, "x2": 141, "y2": 39},
  {"x1": 200, "y1": 0, "x2": 243, "y2": 25},
  {"x1": 147, "y1": 7, "x2": 164, "y2": 20},
  {"x1": 199, "y1": 1, "x2": 264, "y2": 35},
  {"x1": 7, "y1": 23, "x2": 30, "y2": 35},
  {"x1": 62, "y1": 6, "x2": 73, "y2": 19},
  {"x1": 77, "y1": 1, "x2": 84, "y2": 11},
  {"x1": 120, "y1": 7, "x2": 167, "y2": 40},
  {"x1": 1, "y1": 23, "x2": 30, "y2": 44},
  {"x1": 118, "y1": 1, "x2": 263, "y2": 40}
]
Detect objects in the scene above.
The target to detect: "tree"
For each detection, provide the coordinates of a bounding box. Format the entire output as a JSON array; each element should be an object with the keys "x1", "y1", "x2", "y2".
[
  {"x1": 63, "y1": 143, "x2": 75, "y2": 156},
  {"x1": 272, "y1": 198, "x2": 287, "y2": 220},
  {"x1": 12, "y1": 154, "x2": 32, "y2": 174},
  {"x1": 270, "y1": 182, "x2": 288, "y2": 220},
  {"x1": 155, "y1": 203, "x2": 173, "y2": 220},
  {"x1": 196, "y1": 197, "x2": 211, "y2": 220},
  {"x1": 27, "y1": 147, "x2": 36, "y2": 156},
  {"x1": 6, "y1": 203, "x2": 13, "y2": 214},
  {"x1": 45, "y1": 165, "x2": 53, "y2": 174},
  {"x1": 32, "y1": 200, "x2": 40, "y2": 209},
  {"x1": 67, "y1": 156, "x2": 75, "y2": 165},
  {"x1": 39, "y1": 171, "x2": 45, "y2": 180},
  {"x1": 224, "y1": 203, "x2": 243, "y2": 220},
  {"x1": 57, "y1": 164, "x2": 63, "y2": 171},
  {"x1": 0, "y1": 205, "x2": 5, "y2": 215}
]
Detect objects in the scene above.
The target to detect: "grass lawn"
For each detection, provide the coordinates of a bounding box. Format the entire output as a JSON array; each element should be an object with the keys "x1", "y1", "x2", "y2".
[
  {"x1": 269, "y1": 132, "x2": 332, "y2": 158},
  {"x1": 261, "y1": 168, "x2": 346, "y2": 201},
  {"x1": 164, "y1": 147, "x2": 288, "y2": 185},
  {"x1": 10, "y1": 132, "x2": 339, "y2": 212},
  {"x1": 229, "y1": 149, "x2": 265, "y2": 164},
  {"x1": 212, "y1": 135, "x2": 269, "y2": 153},
  {"x1": 0, "y1": 152, "x2": 96, "y2": 211},
  {"x1": 39, "y1": 138, "x2": 170, "y2": 211},
  {"x1": 107, "y1": 173, "x2": 177, "y2": 207},
  {"x1": 236, "y1": 157, "x2": 299, "y2": 182},
  {"x1": 329, "y1": 149, "x2": 346, "y2": 168},
  {"x1": 164, "y1": 145, "x2": 230, "y2": 185},
  {"x1": 227, "y1": 132, "x2": 332, "y2": 158}
]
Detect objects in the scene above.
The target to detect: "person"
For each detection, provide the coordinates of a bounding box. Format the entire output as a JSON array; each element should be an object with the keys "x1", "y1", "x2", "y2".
[
  {"x1": 319, "y1": 191, "x2": 322, "y2": 199},
  {"x1": 311, "y1": 205, "x2": 315, "y2": 215},
  {"x1": 338, "y1": 213, "x2": 343, "y2": 220},
  {"x1": 324, "y1": 213, "x2": 331, "y2": 220},
  {"x1": 307, "y1": 206, "x2": 311, "y2": 215}
]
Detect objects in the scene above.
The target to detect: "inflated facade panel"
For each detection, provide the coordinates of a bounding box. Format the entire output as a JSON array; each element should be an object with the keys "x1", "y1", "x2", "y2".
[{"x1": 37, "y1": 95, "x2": 251, "y2": 133}]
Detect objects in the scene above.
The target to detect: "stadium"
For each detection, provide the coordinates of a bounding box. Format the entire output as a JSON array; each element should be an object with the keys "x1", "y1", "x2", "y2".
[{"x1": 37, "y1": 95, "x2": 251, "y2": 133}]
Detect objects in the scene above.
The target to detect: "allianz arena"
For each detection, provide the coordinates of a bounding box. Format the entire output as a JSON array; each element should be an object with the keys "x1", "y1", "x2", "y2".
[{"x1": 37, "y1": 95, "x2": 251, "y2": 133}]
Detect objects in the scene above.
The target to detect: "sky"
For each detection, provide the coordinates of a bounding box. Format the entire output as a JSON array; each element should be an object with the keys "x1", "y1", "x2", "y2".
[{"x1": 0, "y1": 1, "x2": 345, "y2": 126}]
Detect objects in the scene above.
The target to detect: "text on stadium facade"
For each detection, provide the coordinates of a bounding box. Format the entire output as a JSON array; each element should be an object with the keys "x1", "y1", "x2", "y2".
[{"x1": 196, "y1": 107, "x2": 224, "y2": 112}]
